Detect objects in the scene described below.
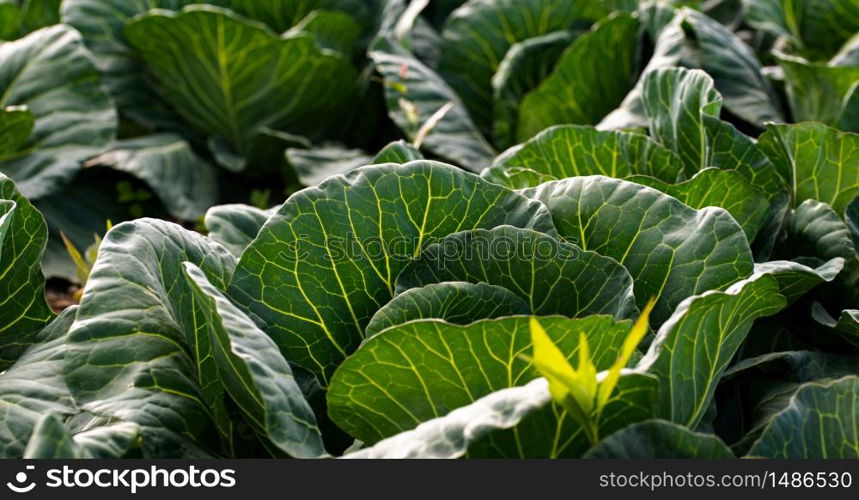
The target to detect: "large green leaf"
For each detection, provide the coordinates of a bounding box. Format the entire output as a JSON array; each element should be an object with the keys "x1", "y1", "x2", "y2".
[
  {"x1": 0, "y1": 1, "x2": 20, "y2": 40},
  {"x1": 18, "y1": 0, "x2": 60, "y2": 33},
  {"x1": 718, "y1": 350, "x2": 859, "y2": 450},
  {"x1": 643, "y1": 67, "x2": 786, "y2": 194},
  {"x1": 346, "y1": 372, "x2": 656, "y2": 458},
  {"x1": 396, "y1": 226, "x2": 637, "y2": 319},
  {"x1": 0, "y1": 106, "x2": 33, "y2": 160},
  {"x1": 24, "y1": 415, "x2": 140, "y2": 459},
  {"x1": 344, "y1": 378, "x2": 552, "y2": 458},
  {"x1": 759, "y1": 123, "x2": 859, "y2": 213},
  {"x1": 84, "y1": 134, "x2": 218, "y2": 221},
  {"x1": 747, "y1": 376, "x2": 859, "y2": 458},
  {"x1": 681, "y1": 8, "x2": 783, "y2": 126},
  {"x1": 437, "y1": 0, "x2": 584, "y2": 133},
  {"x1": 643, "y1": 67, "x2": 722, "y2": 177},
  {"x1": 60, "y1": 0, "x2": 215, "y2": 128},
  {"x1": 754, "y1": 258, "x2": 845, "y2": 305},
  {"x1": 522, "y1": 176, "x2": 755, "y2": 325},
  {"x1": 365, "y1": 282, "x2": 529, "y2": 338},
  {"x1": 0, "y1": 173, "x2": 52, "y2": 367},
  {"x1": 491, "y1": 31, "x2": 575, "y2": 149},
  {"x1": 599, "y1": 5, "x2": 685, "y2": 130},
  {"x1": 66, "y1": 219, "x2": 237, "y2": 457},
  {"x1": 229, "y1": 0, "x2": 372, "y2": 33},
  {"x1": 205, "y1": 204, "x2": 276, "y2": 258},
  {"x1": 182, "y1": 262, "x2": 325, "y2": 458},
  {"x1": 0, "y1": 25, "x2": 116, "y2": 199},
  {"x1": 582, "y1": 420, "x2": 734, "y2": 458},
  {"x1": 775, "y1": 54, "x2": 859, "y2": 133},
  {"x1": 638, "y1": 273, "x2": 787, "y2": 428},
  {"x1": 227, "y1": 161, "x2": 555, "y2": 383},
  {"x1": 369, "y1": 37, "x2": 495, "y2": 172},
  {"x1": 489, "y1": 125, "x2": 684, "y2": 185},
  {"x1": 812, "y1": 306, "x2": 859, "y2": 349},
  {"x1": 629, "y1": 169, "x2": 770, "y2": 240},
  {"x1": 517, "y1": 14, "x2": 639, "y2": 142},
  {"x1": 743, "y1": 0, "x2": 859, "y2": 59},
  {"x1": 0, "y1": 306, "x2": 76, "y2": 458},
  {"x1": 125, "y1": 6, "x2": 356, "y2": 159},
  {"x1": 328, "y1": 315, "x2": 634, "y2": 444}
]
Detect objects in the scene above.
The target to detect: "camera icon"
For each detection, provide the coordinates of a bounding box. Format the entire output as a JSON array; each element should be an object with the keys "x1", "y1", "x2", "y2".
[{"x1": 7, "y1": 465, "x2": 36, "y2": 493}]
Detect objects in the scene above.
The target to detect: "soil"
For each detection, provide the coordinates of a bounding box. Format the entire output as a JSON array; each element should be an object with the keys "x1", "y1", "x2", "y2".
[{"x1": 45, "y1": 278, "x2": 81, "y2": 313}]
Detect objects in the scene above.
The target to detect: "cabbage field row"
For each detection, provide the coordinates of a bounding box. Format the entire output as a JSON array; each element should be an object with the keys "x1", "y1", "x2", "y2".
[{"x1": 0, "y1": 0, "x2": 857, "y2": 459}]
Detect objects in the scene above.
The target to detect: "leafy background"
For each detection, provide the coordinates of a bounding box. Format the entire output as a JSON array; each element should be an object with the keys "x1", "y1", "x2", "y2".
[{"x1": 0, "y1": 0, "x2": 858, "y2": 459}]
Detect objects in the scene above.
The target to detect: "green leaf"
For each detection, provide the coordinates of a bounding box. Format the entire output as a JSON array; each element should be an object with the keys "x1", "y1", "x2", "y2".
[
  {"x1": 701, "y1": 117, "x2": 786, "y2": 197},
  {"x1": 60, "y1": 0, "x2": 211, "y2": 128},
  {"x1": 759, "y1": 123, "x2": 859, "y2": 213},
  {"x1": 638, "y1": 273, "x2": 787, "y2": 428},
  {"x1": 783, "y1": 200, "x2": 857, "y2": 262},
  {"x1": 747, "y1": 376, "x2": 859, "y2": 458},
  {"x1": 480, "y1": 166, "x2": 561, "y2": 190},
  {"x1": 84, "y1": 134, "x2": 218, "y2": 221},
  {"x1": 491, "y1": 31, "x2": 576, "y2": 149},
  {"x1": 0, "y1": 25, "x2": 117, "y2": 199},
  {"x1": 0, "y1": 173, "x2": 52, "y2": 367},
  {"x1": 396, "y1": 226, "x2": 637, "y2": 320},
  {"x1": 369, "y1": 37, "x2": 495, "y2": 172},
  {"x1": 718, "y1": 350, "x2": 859, "y2": 450},
  {"x1": 372, "y1": 140, "x2": 423, "y2": 164},
  {"x1": 286, "y1": 10, "x2": 360, "y2": 56},
  {"x1": 491, "y1": 125, "x2": 684, "y2": 185},
  {"x1": 466, "y1": 372, "x2": 656, "y2": 458},
  {"x1": 0, "y1": 1, "x2": 20, "y2": 40},
  {"x1": 0, "y1": 106, "x2": 33, "y2": 160},
  {"x1": 517, "y1": 14, "x2": 639, "y2": 142},
  {"x1": 205, "y1": 204, "x2": 276, "y2": 258},
  {"x1": 18, "y1": 0, "x2": 60, "y2": 34},
  {"x1": 347, "y1": 373, "x2": 656, "y2": 458},
  {"x1": 812, "y1": 306, "x2": 859, "y2": 349},
  {"x1": 743, "y1": 0, "x2": 859, "y2": 59},
  {"x1": 227, "y1": 161, "x2": 555, "y2": 383},
  {"x1": 599, "y1": 6, "x2": 686, "y2": 130},
  {"x1": 124, "y1": 6, "x2": 356, "y2": 158},
  {"x1": 522, "y1": 175, "x2": 755, "y2": 325},
  {"x1": 642, "y1": 67, "x2": 786, "y2": 195},
  {"x1": 24, "y1": 415, "x2": 140, "y2": 459},
  {"x1": 643, "y1": 67, "x2": 723, "y2": 177},
  {"x1": 832, "y1": 33, "x2": 859, "y2": 66},
  {"x1": 775, "y1": 54, "x2": 859, "y2": 133},
  {"x1": 181, "y1": 262, "x2": 325, "y2": 458},
  {"x1": 754, "y1": 258, "x2": 845, "y2": 305},
  {"x1": 437, "y1": 0, "x2": 584, "y2": 134},
  {"x1": 343, "y1": 378, "x2": 552, "y2": 458},
  {"x1": 681, "y1": 8, "x2": 783, "y2": 126},
  {"x1": 66, "y1": 219, "x2": 237, "y2": 457},
  {"x1": 582, "y1": 420, "x2": 734, "y2": 458},
  {"x1": 230, "y1": 0, "x2": 372, "y2": 34},
  {"x1": 0, "y1": 306, "x2": 76, "y2": 458},
  {"x1": 327, "y1": 315, "x2": 635, "y2": 444},
  {"x1": 629, "y1": 168, "x2": 770, "y2": 240},
  {"x1": 365, "y1": 282, "x2": 529, "y2": 338},
  {"x1": 286, "y1": 146, "x2": 371, "y2": 187}
]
